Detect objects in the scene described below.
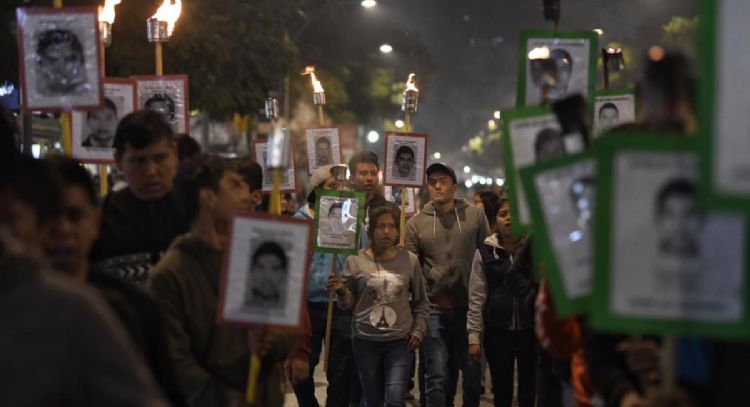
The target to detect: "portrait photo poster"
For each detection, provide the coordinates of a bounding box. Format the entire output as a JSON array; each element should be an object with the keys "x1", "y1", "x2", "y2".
[
  {"x1": 502, "y1": 105, "x2": 564, "y2": 235},
  {"x1": 314, "y1": 190, "x2": 366, "y2": 255},
  {"x1": 698, "y1": 0, "x2": 750, "y2": 208},
  {"x1": 383, "y1": 132, "x2": 429, "y2": 187},
  {"x1": 132, "y1": 75, "x2": 190, "y2": 134},
  {"x1": 516, "y1": 30, "x2": 598, "y2": 107},
  {"x1": 520, "y1": 153, "x2": 597, "y2": 316},
  {"x1": 592, "y1": 135, "x2": 750, "y2": 339},
  {"x1": 593, "y1": 89, "x2": 636, "y2": 138},
  {"x1": 253, "y1": 140, "x2": 297, "y2": 193},
  {"x1": 16, "y1": 7, "x2": 104, "y2": 112},
  {"x1": 71, "y1": 78, "x2": 135, "y2": 163},
  {"x1": 384, "y1": 186, "x2": 417, "y2": 216},
  {"x1": 218, "y1": 213, "x2": 312, "y2": 329},
  {"x1": 305, "y1": 127, "x2": 342, "y2": 174}
]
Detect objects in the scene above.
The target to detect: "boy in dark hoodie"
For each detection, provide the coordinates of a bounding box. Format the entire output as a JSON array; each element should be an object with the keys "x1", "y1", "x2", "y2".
[{"x1": 405, "y1": 163, "x2": 490, "y2": 407}]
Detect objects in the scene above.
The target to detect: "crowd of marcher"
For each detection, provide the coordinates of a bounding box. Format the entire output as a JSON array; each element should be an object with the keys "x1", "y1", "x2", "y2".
[{"x1": 3, "y1": 49, "x2": 750, "y2": 407}]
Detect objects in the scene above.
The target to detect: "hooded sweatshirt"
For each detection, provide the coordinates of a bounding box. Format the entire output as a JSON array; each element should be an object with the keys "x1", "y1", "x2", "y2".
[{"x1": 405, "y1": 198, "x2": 490, "y2": 308}]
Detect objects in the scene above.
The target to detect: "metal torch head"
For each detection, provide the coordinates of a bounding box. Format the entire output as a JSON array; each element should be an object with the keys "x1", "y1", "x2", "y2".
[
  {"x1": 606, "y1": 48, "x2": 625, "y2": 72},
  {"x1": 402, "y1": 90, "x2": 419, "y2": 113},
  {"x1": 100, "y1": 21, "x2": 113, "y2": 47},
  {"x1": 266, "y1": 126, "x2": 291, "y2": 170},
  {"x1": 265, "y1": 98, "x2": 279, "y2": 121},
  {"x1": 313, "y1": 92, "x2": 326, "y2": 106},
  {"x1": 147, "y1": 18, "x2": 169, "y2": 43}
]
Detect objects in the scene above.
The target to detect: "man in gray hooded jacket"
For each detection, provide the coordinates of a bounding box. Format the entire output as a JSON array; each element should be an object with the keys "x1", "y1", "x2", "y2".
[{"x1": 405, "y1": 163, "x2": 490, "y2": 407}]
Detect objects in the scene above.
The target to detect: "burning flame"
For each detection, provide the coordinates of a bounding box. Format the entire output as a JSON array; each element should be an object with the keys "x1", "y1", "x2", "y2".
[
  {"x1": 99, "y1": 0, "x2": 121, "y2": 24},
  {"x1": 151, "y1": 0, "x2": 182, "y2": 37},
  {"x1": 405, "y1": 73, "x2": 419, "y2": 93},
  {"x1": 528, "y1": 46, "x2": 550, "y2": 60},
  {"x1": 302, "y1": 66, "x2": 324, "y2": 93}
]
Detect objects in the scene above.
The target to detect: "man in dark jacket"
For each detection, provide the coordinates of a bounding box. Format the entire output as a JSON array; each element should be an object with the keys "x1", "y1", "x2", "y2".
[
  {"x1": 150, "y1": 154, "x2": 307, "y2": 407},
  {"x1": 90, "y1": 110, "x2": 188, "y2": 284}
]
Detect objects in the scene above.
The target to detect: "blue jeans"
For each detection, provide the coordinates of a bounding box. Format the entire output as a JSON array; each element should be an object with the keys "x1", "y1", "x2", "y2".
[
  {"x1": 352, "y1": 337, "x2": 414, "y2": 407},
  {"x1": 421, "y1": 307, "x2": 481, "y2": 407}
]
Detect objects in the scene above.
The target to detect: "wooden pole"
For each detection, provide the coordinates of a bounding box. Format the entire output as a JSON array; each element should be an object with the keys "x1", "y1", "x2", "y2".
[
  {"x1": 53, "y1": 0, "x2": 73, "y2": 157},
  {"x1": 661, "y1": 335, "x2": 676, "y2": 390},
  {"x1": 399, "y1": 111, "x2": 412, "y2": 245},
  {"x1": 99, "y1": 41, "x2": 108, "y2": 197},
  {"x1": 155, "y1": 42, "x2": 164, "y2": 76},
  {"x1": 317, "y1": 104, "x2": 325, "y2": 126},
  {"x1": 323, "y1": 257, "x2": 336, "y2": 372}
]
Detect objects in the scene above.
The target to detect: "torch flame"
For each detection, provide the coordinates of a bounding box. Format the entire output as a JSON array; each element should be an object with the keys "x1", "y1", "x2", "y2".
[
  {"x1": 528, "y1": 46, "x2": 550, "y2": 60},
  {"x1": 302, "y1": 66, "x2": 324, "y2": 93},
  {"x1": 151, "y1": 0, "x2": 182, "y2": 37},
  {"x1": 405, "y1": 73, "x2": 419, "y2": 92},
  {"x1": 99, "y1": 0, "x2": 121, "y2": 24}
]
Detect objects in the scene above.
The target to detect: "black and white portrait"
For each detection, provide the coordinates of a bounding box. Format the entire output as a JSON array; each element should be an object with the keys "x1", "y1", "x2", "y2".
[
  {"x1": 522, "y1": 34, "x2": 594, "y2": 106},
  {"x1": 254, "y1": 141, "x2": 296, "y2": 193},
  {"x1": 593, "y1": 93, "x2": 635, "y2": 137},
  {"x1": 220, "y1": 214, "x2": 311, "y2": 328},
  {"x1": 133, "y1": 75, "x2": 189, "y2": 133},
  {"x1": 305, "y1": 127, "x2": 341, "y2": 174},
  {"x1": 608, "y1": 151, "x2": 745, "y2": 322},
  {"x1": 17, "y1": 7, "x2": 103, "y2": 111},
  {"x1": 508, "y1": 113, "x2": 563, "y2": 226},
  {"x1": 316, "y1": 195, "x2": 359, "y2": 251},
  {"x1": 710, "y1": 0, "x2": 750, "y2": 197},
  {"x1": 531, "y1": 158, "x2": 596, "y2": 300},
  {"x1": 72, "y1": 79, "x2": 134, "y2": 162},
  {"x1": 384, "y1": 186, "x2": 416, "y2": 215},
  {"x1": 384, "y1": 132, "x2": 428, "y2": 187}
]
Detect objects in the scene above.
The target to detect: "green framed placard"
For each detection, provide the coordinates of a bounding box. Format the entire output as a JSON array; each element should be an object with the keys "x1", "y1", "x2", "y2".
[
  {"x1": 516, "y1": 30, "x2": 599, "y2": 107},
  {"x1": 593, "y1": 89, "x2": 636, "y2": 138},
  {"x1": 313, "y1": 190, "x2": 366, "y2": 255},
  {"x1": 520, "y1": 153, "x2": 596, "y2": 317},
  {"x1": 502, "y1": 105, "x2": 563, "y2": 235},
  {"x1": 591, "y1": 134, "x2": 750, "y2": 339},
  {"x1": 697, "y1": 0, "x2": 750, "y2": 209}
]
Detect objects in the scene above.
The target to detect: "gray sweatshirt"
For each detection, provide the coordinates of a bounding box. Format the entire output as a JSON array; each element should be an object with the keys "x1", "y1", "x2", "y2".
[
  {"x1": 405, "y1": 198, "x2": 491, "y2": 308},
  {"x1": 338, "y1": 248, "x2": 430, "y2": 341}
]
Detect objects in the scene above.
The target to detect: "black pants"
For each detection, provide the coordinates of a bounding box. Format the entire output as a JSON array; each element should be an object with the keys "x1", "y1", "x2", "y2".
[
  {"x1": 484, "y1": 327, "x2": 538, "y2": 407},
  {"x1": 293, "y1": 302, "x2": 361, "y2": 407}
]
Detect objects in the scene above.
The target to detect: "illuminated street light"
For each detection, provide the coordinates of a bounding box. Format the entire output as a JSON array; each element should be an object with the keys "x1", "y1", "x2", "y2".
[
  {"x1": 395, "y1": 119, "x2": 405, "y2": 129},
  {"x1": 361, "y1": 0, "x2": 377, "y2": 8},
  {"x1": 463, "y1": 165, "x2": 471, "y2": 174},
  {"x1": 593, "y1": 28, "x2": 604, "y2": 36},
  {"x1": 496, "y1": 178, "x2": 505, "y2": 186},
  {"x1": 433, "y1": 152, "x2": 442, "y2": 159},
  {"x1": 379, "y1": 44, "x2": 393, "y2": 54},
  {"x1": 488, "y1": 119, "x2": 497, "y2": 131},
  {"x1": 367, "y1": 130, "x2": 380, "y2": 143},
  {"x1": 493, "y1": 110, "x2": 501, "y2": 120}
]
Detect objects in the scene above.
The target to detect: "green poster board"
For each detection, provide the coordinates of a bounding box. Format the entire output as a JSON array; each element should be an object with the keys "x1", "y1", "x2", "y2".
[
  {"x1": 591, "y1": 134, "x2": 750, "y2": 339},
  {"x1": 502, "y1": 105, "x2": 563, "y2": 235},
  {"x1": 313, "y1": 190, "x2": 366, "y2": 255},
  {"x1": 516, "y1": 30, "x2": 599, "y2": 107},
  {"x1": 520, "y1": 153, "x2": 596, "y2": 316},
  {"x1": 698, "y1": 0, "x2": 750, "y2": 209}
]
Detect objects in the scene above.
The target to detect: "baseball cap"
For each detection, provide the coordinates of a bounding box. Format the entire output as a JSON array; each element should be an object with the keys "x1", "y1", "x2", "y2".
[{"x1": 425, "y1": 162, "x2": 457, "y2": 184}]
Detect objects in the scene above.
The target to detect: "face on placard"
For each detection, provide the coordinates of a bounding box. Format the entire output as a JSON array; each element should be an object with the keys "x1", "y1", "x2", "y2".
[
  {"x1": 86, "y1": 106, "x2": 117, "y2": 146},
  {"x1": 599, "y1": 106, "x2": 619, "y2": 128},
  {"x1": 44, "y1": 185, "x2": 100, "y2": 277},
  {"x1": 116, "y1": 138, "x2": 178, "y2": 202},
  {"x1": 211, "y1": 169, "x2": 252, "y2": 231},
  {"x1": 37, "y1": 36, "x2": 86, "y2": 94},
  {"x1": 372, "y1": 212, "x2": 398, "y2": 250},
  {"x1": 351, "y1": 162, "x2": 379, "y2": 197},
  {"x1": 427, "y1": 173, "x2": 457, "y2": 205},
  {"x1": 655, "y1": 193, "x2": 703, "y2": 258},
  {"x1": 316, "y1": 138, "x2": 332, "y2": 165},
  {"x1": 396, "y1": 150, "x2": 415, "y2": 177}
]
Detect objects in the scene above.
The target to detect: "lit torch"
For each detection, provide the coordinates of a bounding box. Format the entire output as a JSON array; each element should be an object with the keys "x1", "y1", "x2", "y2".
[
  {"x1": 147, "y1": 0, "x2": 182, "y2": 75},
  {"x1": 302, "y1": 66, "x2": 326, "y2": 125},
  {"x1": 98, "y1": 0, "x2": 120, "y2": 48},
  {"x1": 601, "y1": 47, "x2": 625, "y2": 90},
  {"x1": 402, "y1": 73, "x2": 419, "y2": 131}
]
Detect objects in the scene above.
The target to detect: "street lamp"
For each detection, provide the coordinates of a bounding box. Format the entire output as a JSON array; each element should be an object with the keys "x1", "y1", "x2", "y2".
[
  {"x1": 493, "y1": 110, "x2": 501, "y2": 120},
  {"x1": 463, "y1": 165, "x2": 471, "y2": 174},
  {"x1": 379, "y1": 44, "x2": 393, "y2": 54},
  {"x1": 367, "y1": 130, "x2": 380, "y2": 143},
  {"x1": 361, "y1": 0, "x2": 377, "y2": 8},
  {"x1": 593, "y1": 28, "x2": 604, "y2": 36},
  {"x1": 433, "y1": 152, "x2": 442, "y2": 159},
  {"x1": 395, "y1": 119, "x2": 405, "y2": 129}
]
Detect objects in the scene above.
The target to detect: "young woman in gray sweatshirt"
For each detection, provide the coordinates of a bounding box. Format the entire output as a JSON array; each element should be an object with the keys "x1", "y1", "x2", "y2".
[{"x1": 328, "y1": 204, "x2": 429, "y2": 407}]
